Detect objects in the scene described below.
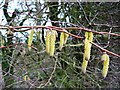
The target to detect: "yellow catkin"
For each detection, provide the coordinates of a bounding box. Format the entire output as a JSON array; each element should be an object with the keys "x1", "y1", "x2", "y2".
[
  {"x1": 81, "y1": 31, "x2": 93, "y2": 73},
  {"x1": 85, "y1": 32, "x2": 89, "y2": 39},
  {"x1": 89, "y1": 32, "x2": 93, "y2": 46},
  {"x1": 59, "y1": 30, "x2": 69, "y2": 51},
  {"x1": 45, "y1": 31, "x2": 51, "y2": 54},
  {"x1": 84, "y1": 31, "x2": 93, "y2": 61},
  {"x1": 81, "y1": 32, "x2": 89, "y2": 73},
  {"x1": 24, "y1": 75, "x2": 30, "y2": 81},
  {"x1": 59, "y1": 32, "x2": 65, "y2": 51},
  {"x1": 50, "y1": 30, "x2": 56, "y2": 56},
  {"x1": 24, "y1": 75, "x2": 27, "y2": 81},
  {"x1": 84, "y1": 39, "x2": 91, "y2": 61},
  {"x1": 64, "y1": 33, "x2": 69, "y2": 44},
  {"x1": 102, "y1": 53, "x2": 109, "y2": 78},
  {"x1": 101, "y1": 53, "x2": 107, "y2": 61},
  {"x1": 89, "y1": 32, "x2": 93, "y2": 42},
  {"x1": 81, "y1": 57, "x2": 88, "y2": 73},
  {"x1": 28, "y1": 29, "x2": 34, "y2": 50}
]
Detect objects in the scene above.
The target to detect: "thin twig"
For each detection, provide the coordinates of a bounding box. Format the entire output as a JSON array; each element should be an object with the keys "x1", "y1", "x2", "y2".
[
  {"x1": 0, "y1": 25, "x2": 120, "y2": 58},
  {"x1": 93, "y1": 23, "x2": 120, "y2": 28},
  {"x1": 65, "y1": 27, "x2": 120, "y2": 37},
  {"x1": 0, "y1": 43, "x2": 37, "y2": 51},
  {"x1": 91, "y1": 42, "x2": 120, "y2": 58},
  {"x1": 0, "y1": 25, "x2": 120, "y2": 37}
]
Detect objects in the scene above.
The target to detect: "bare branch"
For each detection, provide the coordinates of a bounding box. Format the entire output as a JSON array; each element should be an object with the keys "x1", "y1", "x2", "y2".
[{"x1": 91, "y1": 42, "x2": 120, "y2": 58}]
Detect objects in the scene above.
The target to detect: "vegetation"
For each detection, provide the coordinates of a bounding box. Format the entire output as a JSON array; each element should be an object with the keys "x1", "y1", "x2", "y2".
[{"x1": 0, "y1": 1, "x2": 120, "y2": 89}]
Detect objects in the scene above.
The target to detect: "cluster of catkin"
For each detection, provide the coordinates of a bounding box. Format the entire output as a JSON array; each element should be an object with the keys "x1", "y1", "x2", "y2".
[
  {"x1": 45, "y1": 30, "x2": 57, "y2": 56},
  {"x1": 81, "y1": 32, "x2": 109, "y2": 78},
  {"x1": 27, "y1": 29, "x2": 110, "y2": 78},
  {"x1": 27, "y1": 29, "x2": 69, "y2": 56},
  {"x1": 45, "y1": 29, "x2": 69, "y2": 56}
]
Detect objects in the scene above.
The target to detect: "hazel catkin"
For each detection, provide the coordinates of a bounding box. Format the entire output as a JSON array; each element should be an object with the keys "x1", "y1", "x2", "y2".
[
  {"x1": 81, "y1": 57, "x2": 88, "y2": 73},
  {"x1": 28, "y1": 29, "x2": 34, "y2": 50},
  {"x1": 81, "y1": 31, "x2": 93, "y2": 73},
  {"x1": 59, "y1": 32, "x2": 65, "y2": 51},
  {"x1": 64, "y1": 32, "x2": 69, "y2": 44},
  {"x1": 102, "y1": 53, "x2": 109, "y2": 78},
  {"x1": 45, "y1": 31, "x2": 51, "y2": 54},
  {"x1": 50, "y1": 30, "x2": 57, "y2": 56},
  {"x1": 59, "y1": 30, "x2": 69, "y2": 51}
]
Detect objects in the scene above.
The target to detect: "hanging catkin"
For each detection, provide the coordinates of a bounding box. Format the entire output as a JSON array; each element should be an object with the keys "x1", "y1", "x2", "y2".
[
  {"x1": 59, "y1": 30, "x2": 69, "y2": 51},
  {"x1": 28, "y1": 29, "x2": 34, "y2": 50},
  {"x1": 50, "y1": 30, "x2": 57, "y2": 56},
  {"x1": 101, "y1": 53, "x2": 107, "y2": 61},
  {"x1": 89, "y1": 32, "x2": 93, "y2": 46},
  {"x1": 82, "y1": 57, "x2": 88, "y2": 73},
  {"x1": 81, "y1": 31, "x2": 93, "y2": 73},
  {"x1": 84, "y1": 39, "x2": 91, "y2": 61},
  {"x1": 45, "y1": 31, "x2": 51, "y2": 54},
  {"x1": 45, "y1": 30, "x2": 57, "y2": 56},
  {"x1": 101, "y1": 53, "x2": 109, "y2": 78},
  {"x1": 24, "y1": 75, "x2": 30, "y2": 81},
  {"x1": 64, "y1": 32, "x2": 69, "y2": 44},
  {"x1": 59, "y1": 32, "x2": 65, "y2": 51}
]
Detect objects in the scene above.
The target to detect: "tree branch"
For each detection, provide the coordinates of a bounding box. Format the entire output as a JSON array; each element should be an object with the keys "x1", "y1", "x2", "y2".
[
  {"x1": 91, "y1": 42, "x2": 120, "y2": 58},
  {"x1": 0, "y1": 25, "x2": 120, "y2": 58}
]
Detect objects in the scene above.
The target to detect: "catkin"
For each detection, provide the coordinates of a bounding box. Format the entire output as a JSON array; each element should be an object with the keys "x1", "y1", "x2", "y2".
[
  {"x1": 46, "y1": 31, "x2": 51, "y2": 54},
  {"x1": 101, "y1": 53, "x2": 107, "y2": 61},
  {"x1": 81, "y1": 38, "x2": 90, "y2": 73},
  {"x1": 84, "y1": 39, "x2": 91, "y2": 61},
  {"x1": 89, "y1": 32, "x2": 93, "y2": 42},
  {"x1": 28, "y1": 29, "x2": 34, "y2": 50},
  {"x1": 64, "y1": 33, "x2": 69, "y2": 44},
  {"x1": 102, "y1": 53, "x2": 109, "y2": 78},
  {"x1": 24, "y1": 75, "x2": 30, "y2": 81},
  {"x1": 59, "y1": 30, "x2": 69, "y2": 51},
  {"x1": 89, "y1": 32, "x2": 93, "y2": 47},
  {"x1": 81, "y1": 31, "x2": 93, "y2": 73},
  {"x1": 50, "y1": 30, "x2": 56, "y2": 56},
  {"x1": 84, "y1": 32, "x2": 93, "y2": 60},
  {"x1": 59, "y1": 32, "x2": 65, "y2": 51},
  {"x1": 82, "y1": 57, "x2": 88, "y2": 73},
  {"x1": 85, "y1": 32, "x2": 89, "y2": 39}
]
